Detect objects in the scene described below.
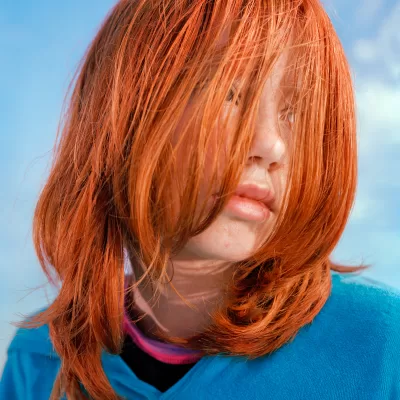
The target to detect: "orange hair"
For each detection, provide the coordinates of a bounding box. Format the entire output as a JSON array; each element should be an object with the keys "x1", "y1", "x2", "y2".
[{"x1": 19, "y1": 0, "x2": 370, "y2": 398}]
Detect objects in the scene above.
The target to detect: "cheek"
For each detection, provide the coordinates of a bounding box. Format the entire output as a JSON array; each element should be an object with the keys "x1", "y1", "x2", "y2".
[
  {"x1": 200, "y1": 113, "x2": 239, "y2": 196},
  {"x1": 172, "y1": 94, "x2": 240, "y2": 186},
  {"x1": 271, "y1": 165, "x2": 289, "y2": 212},
  {"x1": 170, "y1": 100, "x2": 246, "y2": 226}
]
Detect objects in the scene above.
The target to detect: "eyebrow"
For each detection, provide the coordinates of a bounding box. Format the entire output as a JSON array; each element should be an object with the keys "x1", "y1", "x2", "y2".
[
  {"x1": 281, "y1": 85, "x2": 298, "y2": 97},
  {"x1": 192, "y1": 73, "x2": 300, "y2": 103},
  {"x1": 279, "y1": 79, "x2": 300, "y2": 102}
]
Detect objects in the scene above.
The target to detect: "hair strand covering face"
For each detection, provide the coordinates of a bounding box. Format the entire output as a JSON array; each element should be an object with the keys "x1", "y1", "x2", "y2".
[{"x1": 16, "y1": 0, "x2": 370, "y2": 398}]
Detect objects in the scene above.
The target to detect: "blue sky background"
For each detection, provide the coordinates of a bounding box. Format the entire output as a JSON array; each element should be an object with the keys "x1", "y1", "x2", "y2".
[{"x1": 1, "y1": 0, "x2": 399, "y2": 373}]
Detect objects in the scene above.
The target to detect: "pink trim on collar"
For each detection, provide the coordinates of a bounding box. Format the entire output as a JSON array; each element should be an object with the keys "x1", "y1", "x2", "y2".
[{"x1": 123, "y1": 311, "x2": 203, "y2": 365}]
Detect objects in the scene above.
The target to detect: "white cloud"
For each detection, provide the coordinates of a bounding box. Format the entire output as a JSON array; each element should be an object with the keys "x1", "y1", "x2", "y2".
[
  {"x1": 352, "y1": 77, "x2": 400, "y2": 224},
  {"x1": 351, "y1": 3, "x2": 400, "y2": 154},
  {"x1": 353, "y1": 2, "x2": 400, "y2": 80},
  {"x1": 349, "y1": 193, "x2": 377, "y2": 222},
  {"x1": 353, "y1": 40, "x2": 379, "y2": 63},
  {"x1": 356, "y1": 79, "x2": 400, "y2": 153},
  {"x1": 344, "y1": 3, "x2": 400, "y2": 231}
]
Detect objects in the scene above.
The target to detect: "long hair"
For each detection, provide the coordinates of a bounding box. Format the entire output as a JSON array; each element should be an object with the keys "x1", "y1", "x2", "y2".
[{"x1": 18, "y1": 0, "x2": 370, "y2": 398}]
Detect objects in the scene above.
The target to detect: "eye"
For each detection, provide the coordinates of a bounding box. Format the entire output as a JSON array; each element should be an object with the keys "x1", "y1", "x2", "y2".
[
  {"x1": 280, "y1": 107, "x2": 296, "y2": 125},
  {"x1": 286, "y1": 109, "x2": 295, "y2": 124},
  {"x1": 226, "y1": 87, "x2": 241, "y2": 106}
]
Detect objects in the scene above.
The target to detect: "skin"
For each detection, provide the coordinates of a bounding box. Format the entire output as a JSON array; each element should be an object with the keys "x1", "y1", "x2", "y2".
[{"x1": 128, "y1": 39, "x2": 296, "y2": 340}]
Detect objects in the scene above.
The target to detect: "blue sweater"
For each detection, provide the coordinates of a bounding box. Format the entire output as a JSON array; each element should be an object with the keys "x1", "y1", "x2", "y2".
[{"x1": 1, "y1": 271, "x2": 400, "y2": 400}]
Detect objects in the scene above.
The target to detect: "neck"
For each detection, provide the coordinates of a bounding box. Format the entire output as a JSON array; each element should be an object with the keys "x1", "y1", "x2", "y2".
[{"x1": 126, "y1": 254, "x2": 235, "y2": 340}]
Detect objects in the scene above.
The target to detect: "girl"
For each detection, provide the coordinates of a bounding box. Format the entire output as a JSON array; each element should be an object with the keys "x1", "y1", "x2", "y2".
[{"x1": 2, "y1": 0, "x2": 399, "y2": 399}]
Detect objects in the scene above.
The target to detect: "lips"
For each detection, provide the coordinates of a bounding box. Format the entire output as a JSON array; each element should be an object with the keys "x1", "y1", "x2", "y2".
[{"x1": 233, "y1": 183, "x2": 276, "y2": 211}]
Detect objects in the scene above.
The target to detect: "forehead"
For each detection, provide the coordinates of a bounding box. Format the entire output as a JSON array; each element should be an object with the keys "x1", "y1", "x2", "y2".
[
  {"x1": 202, "y1": 20, "x2": 302, "y2": 104},
  {"x1": 268, "y1": 49, "x2": 296, "y2": 90},
  {"x1": 238, "y1": 49, "x2": 300, "y2": 103},
  {"x1": 218, "y1": 23, "x2": 298, "y2": 81}
]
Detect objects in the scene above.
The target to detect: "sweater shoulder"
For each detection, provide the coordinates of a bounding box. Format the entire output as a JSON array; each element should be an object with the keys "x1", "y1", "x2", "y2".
[
  {"x1": 7, "y1": 307, "x2": 58, "y2": 358},
  {"x1": 223, "y1": 272, "x2": 400, "y2": 400},
  {"x1": 326, "y1": 271, "x2": 400, "y2": 331},
  {"x1": 305, "y1": 271, "x2": 400, "y2": 381}
]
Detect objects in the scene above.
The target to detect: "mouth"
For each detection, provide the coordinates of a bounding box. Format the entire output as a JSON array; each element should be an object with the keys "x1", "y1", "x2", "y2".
[
  {"x1": 212, "y1": 193, "x2": 271, "y2": 222},
  {"x1": 234, "y1": 194, "x2": 274, "y2": 213},
  {"x1": 233, "y1": 183, "x2": 276, "y2": 213}
]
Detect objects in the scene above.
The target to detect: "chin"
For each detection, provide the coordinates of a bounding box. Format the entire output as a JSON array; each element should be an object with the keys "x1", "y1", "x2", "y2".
[{"x1": 184, "y1": 214, "x2": 268, "y2": 262}]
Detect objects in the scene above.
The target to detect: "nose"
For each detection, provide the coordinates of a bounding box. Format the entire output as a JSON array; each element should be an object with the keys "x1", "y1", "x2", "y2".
[{"x1": 246, "y1": 114, "x2": 286, "y2": 171}]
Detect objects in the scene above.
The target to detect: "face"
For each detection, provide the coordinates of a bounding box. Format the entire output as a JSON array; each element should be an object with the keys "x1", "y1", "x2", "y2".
[{"x1": 169, "y1": 49, "x2": 294, "y2": 268}]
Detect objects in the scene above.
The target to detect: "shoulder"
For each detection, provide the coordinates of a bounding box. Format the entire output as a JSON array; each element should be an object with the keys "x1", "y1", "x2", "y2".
[
  {"x1": 6, "y1": 307, "x2": 59, "y2": 357},
  {"x1": 1, "y1": 308, "x2": 62, "y2": 399},
  {"x1": 316, "y1": 271, "x2": 400, "y2": 349},
  {"x1": 246, "y1": 271, "x2": 400, "y2": 399},
  {"x1": 326, "y1": 271, "x2": 400, "y2": 332},
  {"x1": 309, "y1": 271, "x2": 400, "y2": 394},
  {"x1": 203, "y1": 271, "x2": 400, "y2": 400}
]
